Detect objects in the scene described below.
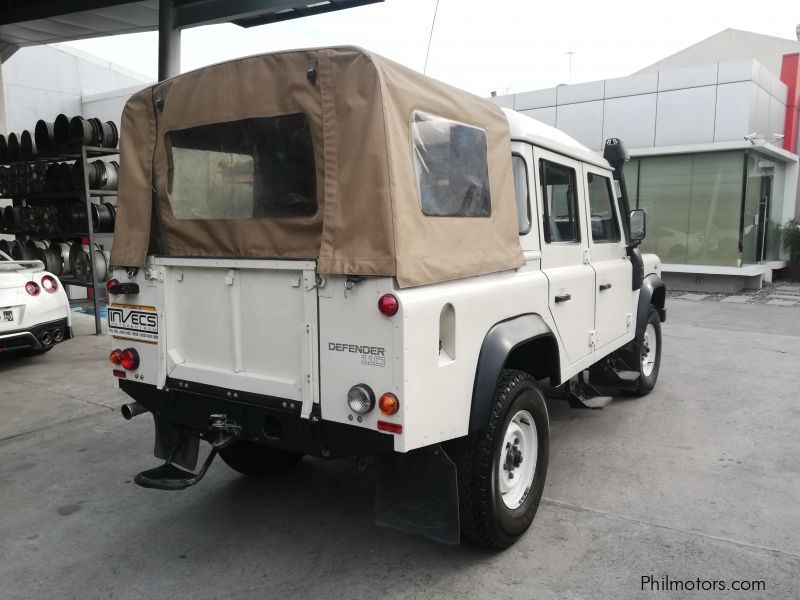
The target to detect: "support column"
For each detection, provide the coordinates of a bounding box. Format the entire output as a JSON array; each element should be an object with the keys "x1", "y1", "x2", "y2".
[{"x1": 158, "y1": 0, "x2": 181, "y2": 81}]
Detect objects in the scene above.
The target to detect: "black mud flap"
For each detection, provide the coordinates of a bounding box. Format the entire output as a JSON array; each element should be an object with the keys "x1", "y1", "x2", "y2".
[
  {"x1": 153, "y1": 415, "x2": 199, "y2": 471},
  {"x1": 375, "y1": 445, "x2": 460, "y2": 545}
]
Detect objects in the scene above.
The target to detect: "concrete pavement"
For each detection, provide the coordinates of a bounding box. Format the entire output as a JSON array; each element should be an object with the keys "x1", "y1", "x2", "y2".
[{"x1": 0, "y1": 302, "x2": 798, "y2": 599}]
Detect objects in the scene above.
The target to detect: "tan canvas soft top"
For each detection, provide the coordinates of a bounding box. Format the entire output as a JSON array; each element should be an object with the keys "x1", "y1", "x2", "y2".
[{"x1": 110, "y1": 46, "x2": 524, "y2": 287}]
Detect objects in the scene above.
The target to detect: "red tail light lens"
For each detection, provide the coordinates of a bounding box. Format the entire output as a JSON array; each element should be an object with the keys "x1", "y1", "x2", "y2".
[
  {"x1": 106, "y1": 278, "x2": 119, "y2": 293},
  {"x1": 25, "y1": 281, "x2": 40, "y2": 296},
  {"x1": 109, "y1": 349, "x2": 123, "y2": 365},
  {"x1": 41, "y1": 275, "x2": 58, "y2": 293},
  {"x1": 120, "y1": 348, "x2": 139, "y2": 370},
  {"x1": 378, "y1": 294, "x2": 398, "y2": 317},
  {"x1": 377, "y1": 421, "x2": 403, "y2": 434}
]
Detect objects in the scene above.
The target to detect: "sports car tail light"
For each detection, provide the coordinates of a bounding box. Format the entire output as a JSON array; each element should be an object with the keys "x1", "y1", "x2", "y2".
[
  {"x1": 120, "y1": 348, "x2": 140, "y2": 370},
  {"x1": 41, "y1": 275, "x2": 58, "y2": 293},
  {"x1": 378, "y1": 294, "x2": 398, "y2": 317},
  {"x1": 25, "y1": 281, "x2": 40, "y2": 296},
  {"x1": 379, "y1": 393, "x2": 399, "y2": 415}
]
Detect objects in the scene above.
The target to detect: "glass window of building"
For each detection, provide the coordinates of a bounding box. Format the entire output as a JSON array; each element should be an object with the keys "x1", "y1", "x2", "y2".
[
  {"x1": 540, "y1": 160, "x2": 579, "y2": 243},
  {"x1": 586, "y1": 173, "x2": 620, "y2": 243},
  {"x1": 636, "y1": 152, "x2": 745, "y2": 267}
]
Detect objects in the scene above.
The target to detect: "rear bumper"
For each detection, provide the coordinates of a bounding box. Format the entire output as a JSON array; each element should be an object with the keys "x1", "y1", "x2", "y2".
[
  {"x1": 0, "y1": 318, "x2": 72, "y2": 351},
  {"x1": 119, "y1": 378, "x2": 394, "y2": 458}
]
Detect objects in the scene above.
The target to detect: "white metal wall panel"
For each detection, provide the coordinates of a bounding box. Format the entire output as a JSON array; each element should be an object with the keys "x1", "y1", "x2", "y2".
[
  {"x1": 655, "y1": 87, "x2": 717, "y2": 146},
  {"x1": 714, "y1": 82, "x2": 753, "y2": 142},
  {"x1": 520, "y1": 107, "x2": 556, "y2": 127},
  {"x1": 556, "y1": 100, "x2": 604, "y2": 151},
  {"x1": 604, "y1": 72, "x2": 658, "y2": 99},
  {"x1": 657, "y1": 63, "x2": 718, "y2": 92},
  {"x1": 515, "y1": 87, "x2": 558, "y2": 111},
  {"x1": 556, "y1": 80, "x2": 604, "y2": 105},
  {"x1": 603, "y1": 94, "x2": 657, "y2": 148}
]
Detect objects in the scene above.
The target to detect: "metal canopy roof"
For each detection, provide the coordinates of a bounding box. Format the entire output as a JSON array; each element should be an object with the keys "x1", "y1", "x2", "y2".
[{"x1": 0, "y1": 0, "x2": 383, "y2": 46}]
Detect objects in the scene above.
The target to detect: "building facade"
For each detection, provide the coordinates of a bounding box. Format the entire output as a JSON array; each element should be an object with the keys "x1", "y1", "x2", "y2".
[{"x1": 493, "y1": 29, "x2": 800, "y2": 291}]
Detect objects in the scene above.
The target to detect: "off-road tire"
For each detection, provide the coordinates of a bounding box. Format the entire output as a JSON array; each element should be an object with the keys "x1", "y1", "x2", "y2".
[
  {"x1": 634, "y1": 307, "x2": 662, "y2": 396},
  {"x1": 447, "y1": 369, "x2": 549, "y2": 549},
  {"x1": 218, "y1": 441, "x2": 303, "y2": 478}
]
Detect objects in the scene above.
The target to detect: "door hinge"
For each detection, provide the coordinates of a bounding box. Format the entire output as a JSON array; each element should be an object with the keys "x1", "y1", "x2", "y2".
[
  {"x1": 626, "y1": 313, "x2": 633, "y2": 327},
  {"x1": 589, "y1": 330, "x2": 597, "y2": 347},
  {"x1": 583, "y1": 248, "x2": 591, "y2": 264}
]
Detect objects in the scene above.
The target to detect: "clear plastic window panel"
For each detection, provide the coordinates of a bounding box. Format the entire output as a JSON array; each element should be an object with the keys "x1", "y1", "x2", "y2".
[
  {"x1": 167, "y1": 114, "x2": 317, "y2": 220},
  {"x1": 412, "y1": 111, "x2": 491, "y2": 217}
]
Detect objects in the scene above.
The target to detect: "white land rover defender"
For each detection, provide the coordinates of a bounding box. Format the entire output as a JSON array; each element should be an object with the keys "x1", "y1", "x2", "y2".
[{"x1": 107, "y1": 47, "x2": 666, "y2": 548}]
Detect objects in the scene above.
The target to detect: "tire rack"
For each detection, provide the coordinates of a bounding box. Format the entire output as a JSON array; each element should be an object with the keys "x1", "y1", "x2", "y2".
[{"x1": 4, "y1": 145, "x2": 119, "y2": 335}]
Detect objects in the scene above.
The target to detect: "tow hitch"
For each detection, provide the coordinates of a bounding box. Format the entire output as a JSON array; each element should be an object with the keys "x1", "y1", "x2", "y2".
[{"x1": 133, "y1": 414, "x2": 242, "y2": 491}]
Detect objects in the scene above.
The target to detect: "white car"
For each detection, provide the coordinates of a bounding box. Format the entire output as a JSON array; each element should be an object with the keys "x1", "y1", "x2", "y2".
[{"x1": 0, "y1": 249, "x2": 71, "y2": 354}]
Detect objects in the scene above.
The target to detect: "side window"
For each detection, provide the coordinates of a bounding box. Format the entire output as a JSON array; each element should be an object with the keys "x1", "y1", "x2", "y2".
[
  {"x1": 540, "y1": 159, "x2": 579, "y2": 243},
  {"x1": 411, "y1": 111, "x2": 491, "y2": 217},
  {"x1": 512, "y1": 155, "x2": 531, "y2": 235},
  {"x1": 586, "y1": 173, "x2": 621, "y2": 243}
]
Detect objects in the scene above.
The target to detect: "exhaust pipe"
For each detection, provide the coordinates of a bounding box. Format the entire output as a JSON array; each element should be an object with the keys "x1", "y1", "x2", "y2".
[
  {"x1": 52, "y1": 328, "x2": 64, "y2": 342},
  {"x1": 40, "y1": 331, "x2": 53, "y2": 346},
  {"x1": 121, "y1": 402, "x2": 148, "y2": 420}
]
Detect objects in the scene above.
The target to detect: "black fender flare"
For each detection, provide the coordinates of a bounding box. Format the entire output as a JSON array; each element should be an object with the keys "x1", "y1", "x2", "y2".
[
  {"x1": 636, "y1": 273, "x2": 667, "y2": 338},
  {"x1": 469, "y1": 314, "x2": 557, "y2": 433}
]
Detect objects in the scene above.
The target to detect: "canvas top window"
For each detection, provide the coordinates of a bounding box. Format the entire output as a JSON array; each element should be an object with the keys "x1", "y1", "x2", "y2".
[
  {"x1": 166, "y1": 113, "x2": 317, "y2": 221},
  {"x1": 412, "y1": 111, "x2": 491, "y2": 218}
]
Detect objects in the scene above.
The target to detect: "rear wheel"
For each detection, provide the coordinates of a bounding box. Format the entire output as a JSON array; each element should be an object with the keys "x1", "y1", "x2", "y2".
[
  {"x1": 218, "y1": 441, "x2": 303, "y2": 478},
  {"x1": 449, "y1": 369, "x2": 549, "y2": 549}
]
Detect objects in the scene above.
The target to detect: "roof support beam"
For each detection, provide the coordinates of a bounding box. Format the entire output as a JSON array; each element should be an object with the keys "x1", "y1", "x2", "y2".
[
  {"x1": 158, "y1": 0, "x2": 180, "y2": 80},
  {"x1": 174, "y1": 0, "x2": 312, "y2": 28},
  {"x1": 174, "y1": 0, "x2": 383, "y2": 29}
]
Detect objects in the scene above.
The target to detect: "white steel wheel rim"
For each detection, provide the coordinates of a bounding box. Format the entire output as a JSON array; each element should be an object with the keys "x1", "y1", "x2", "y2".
[
  {"x1": 498, "y1": 409, "x2": 538, "y2": 509},
  {"x1": 642, "y1": 323, "x2": 657, "y2": 377}
]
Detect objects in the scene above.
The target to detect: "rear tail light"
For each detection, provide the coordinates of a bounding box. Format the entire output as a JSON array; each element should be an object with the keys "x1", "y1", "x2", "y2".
[
  {"x1": 120, "y1": 348, "x2": 139, "y2": 370},
  {"x1": 109, "y1": 349, "x2": 123, "y2": 365},
  {"x1": 378, "y1": 294, "x2": 398, "y2": 317},
  {"x1": 25, "y1": 281, "x2": 40, "y2": 296},
  {"x1": 377, "y1": 421, "x2": 402, "y2": 434},
  {"x1": 379, "y1": 393, "x2": 399, "y2": 415},
  {"x1": 110, "y1": 348, "x2": 139, "y2": 370},
  {"x1": 113, "y1": 369, "x2": 126, "y2": 379},
  {"x1": 106, "y1": 278, "x2": 119, "y2": 293},
  {"x1": 41, "y1": 275, "x2": 58, "y2": 293}
]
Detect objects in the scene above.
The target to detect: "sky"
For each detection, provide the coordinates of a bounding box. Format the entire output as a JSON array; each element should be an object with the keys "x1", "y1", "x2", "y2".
[{"x1": 65, "y1": 0, "x2": 800, "y2": 96}]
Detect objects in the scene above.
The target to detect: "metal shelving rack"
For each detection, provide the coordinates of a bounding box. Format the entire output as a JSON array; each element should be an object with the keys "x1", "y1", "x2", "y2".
[{"x1": 2, "y1": 145, "x2": 119, "y2": 335}]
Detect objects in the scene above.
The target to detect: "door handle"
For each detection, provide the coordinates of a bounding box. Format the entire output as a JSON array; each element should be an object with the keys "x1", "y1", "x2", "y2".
[
  {"x1": 554, "y1": 293, "x2": 572, "y2": 303},
  {"x1": 599, "y1": 283, "x2": 612, "y2": 291}
]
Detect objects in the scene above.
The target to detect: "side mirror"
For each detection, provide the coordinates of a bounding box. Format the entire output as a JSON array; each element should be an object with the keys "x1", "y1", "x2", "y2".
[{"x1": 629, "y1": 209, "x2": 646, "y2": 242}]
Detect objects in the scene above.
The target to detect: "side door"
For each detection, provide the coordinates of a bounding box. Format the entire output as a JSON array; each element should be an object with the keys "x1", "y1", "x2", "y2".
[
  {"x1": 533, "y1": 147, "x2": 595, "y2": 369},
  {"x1": 582, "y1": 166, "x2": 634, "y2": 355}
]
